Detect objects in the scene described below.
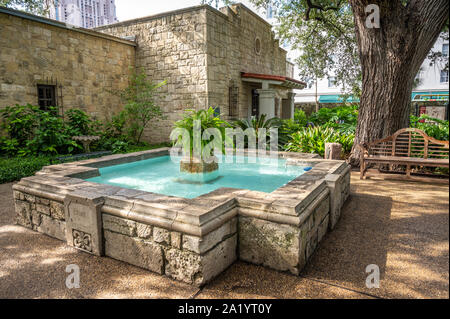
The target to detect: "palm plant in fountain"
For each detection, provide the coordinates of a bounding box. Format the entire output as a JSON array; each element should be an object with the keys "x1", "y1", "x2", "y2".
[
  {"x1": 232, "y1": 114, "x2": 281, "y2": 150},
  {"x1": 171, "y1": 107, "x2": 231, "y2": 174}
]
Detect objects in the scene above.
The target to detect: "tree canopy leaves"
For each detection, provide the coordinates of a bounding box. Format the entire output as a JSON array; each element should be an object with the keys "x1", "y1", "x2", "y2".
[
  {"x1": 0, "y1": 0, "x2": 52, "y2": 16},
  {"x1": 202, "y1": 0, "x2": 448, "y2": 97}
]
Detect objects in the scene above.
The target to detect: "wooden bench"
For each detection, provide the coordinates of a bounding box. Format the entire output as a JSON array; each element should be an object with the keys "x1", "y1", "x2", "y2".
[{"x1": 359, "y1": 128, "x2": 449, "y2": 180}]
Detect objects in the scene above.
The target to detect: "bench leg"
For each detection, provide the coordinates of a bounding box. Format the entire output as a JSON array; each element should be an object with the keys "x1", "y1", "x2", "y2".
[
  {"x1": 360, "y1": 161, "x2": 368, "y2": 180},
  {"x1": 360, "y1": 161, "x2": 364, "y2": 179},
  {"x1": 406, "y1": 164, "x2": 411, "y2": 178}
]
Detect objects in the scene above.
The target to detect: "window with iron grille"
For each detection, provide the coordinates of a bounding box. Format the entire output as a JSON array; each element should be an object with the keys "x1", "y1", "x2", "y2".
[
  {"x1": 251, "y1": 89, "x2": 259, "y2": 117},
  {"x1": 37, "y1": 84, "x2": 56, "y2": 110},
  {"x1": 229, "y1": 85, "x2": 239, "y2": 117}
]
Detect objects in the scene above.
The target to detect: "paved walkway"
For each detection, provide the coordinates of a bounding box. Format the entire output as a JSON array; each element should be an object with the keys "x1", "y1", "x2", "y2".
[{"x1": 0, "y1": 172, "x2": 448, "y2": 299}]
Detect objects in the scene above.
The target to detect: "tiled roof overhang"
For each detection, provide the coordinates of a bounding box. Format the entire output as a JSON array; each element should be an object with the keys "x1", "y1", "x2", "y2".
[{"x1": 241, "y1": 72, "x2": 306, "y2": 89}]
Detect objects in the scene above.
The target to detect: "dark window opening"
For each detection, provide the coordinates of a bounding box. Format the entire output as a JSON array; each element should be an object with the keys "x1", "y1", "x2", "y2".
[
  {"x1": 251, "y1": 89, "x2": 259, "y2": 117},
  {"x1": 229, "y1": 85, "x2": 239, "y2": 117},
  {"x1": 213, "y1": 107, "x2": 220, "y2": 117},
  {"x1": 37, "y1": 84, "x2": 56, "y2": 110}
]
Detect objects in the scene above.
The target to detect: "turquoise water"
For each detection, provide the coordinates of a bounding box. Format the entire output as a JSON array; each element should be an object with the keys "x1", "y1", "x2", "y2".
[{"x1": 86, "y1": 156, "x2": 306, "y2": 199}]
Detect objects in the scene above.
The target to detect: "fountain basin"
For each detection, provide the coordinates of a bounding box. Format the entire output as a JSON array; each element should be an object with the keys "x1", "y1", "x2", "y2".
[{"x1": 13, "y1": 148, "x2": 351, "y2": 286}]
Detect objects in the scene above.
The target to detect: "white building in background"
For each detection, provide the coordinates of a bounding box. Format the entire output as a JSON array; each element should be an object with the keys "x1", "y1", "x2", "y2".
[
  {"x1": 49, "y1": 0, "x2": 118, "y2": 28},
  {"x1": 413, "y1": 36, "x2": 449, "y2": 98},
  {"x1": 295, "y1": 36, "x2": 449, "y2": 105}
]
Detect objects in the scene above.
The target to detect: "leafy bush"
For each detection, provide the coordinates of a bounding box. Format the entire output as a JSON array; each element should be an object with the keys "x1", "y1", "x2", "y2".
[
  {"x1": 1, "y1": 104, "x2": 38, "y2": 146},
  {"x1": 0, "y1": 136, "x2": 19, "y2": 157},
  {"x1": 66, "y1": 109, "x2": 99, "y2": 137},
  {"x1": 119, "y1": 68, "x2": 167, "y2": 144},
  {"x1": 294, "y1": 109, "x2": 308, "y2": 127},
  {"x1": 0, "y1": 105, "x2": 80, "y2": 156},
  {"x1": 24, "y1": 107, "x2": 80, "y2": 156},
  {"x1": 0, "y1": 156, "x2": 53, "y2": 184},
  {"x1": 309, "y1": 105, "x2": 358, "y2": 133},
  {"x1": 110, "y1": 140, "x2": 129, "y2": 154},
  {"x1": 103, "y1": 111, "x2": 128, "y2": 139},
  {"x1": 232, "y1": 114, "x2": 280, "y2": 149},
  {"x1": 278, "y1": 118, "x2": 305, "y2": 148},
  {"x1": 410, "y1": 114, "x2": 449, "y2": 141},
  {"x1": 285, "y1": 126, "x2": 355, "y2": 157}
]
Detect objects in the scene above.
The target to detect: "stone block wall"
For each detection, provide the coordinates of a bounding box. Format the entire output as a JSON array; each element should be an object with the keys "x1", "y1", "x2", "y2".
[
  {"x1": 238, "y1": 191, "x2": 331, "y2": 275},
  {"x1": 96, "y1": 8, "x2": 210, "y2": 143},
  {"x1": 0, "y1": 9, "x2": 135, "y2": 120},
  {"x1": 207, "y1": 4, "x2": 289, "y2": 120},
  {"x1": 326, "y1": 165, "x2": 351, "y2": 230},
  {"x1": 228, "y1": 4, "x2": 287, "y2": 76},
  {"x1": 97, "y1": 4, "x2": 291, "y2": 142},
  {"x1": 14, "y1": 182, "x2": 336, "y2": 284},
  {"x1": 13, "y1": 186, "x2": 237, "y2": 286},
  {"x1": 102, "y1": 214, "x2": 237, "y2": 285},
  {"x1": 14, "y1": 191, "x2": 66, "y2": 241}
]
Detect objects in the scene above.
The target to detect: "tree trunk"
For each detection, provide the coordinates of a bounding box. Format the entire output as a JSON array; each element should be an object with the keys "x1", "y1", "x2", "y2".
[{"x1": 349, "y1": 0, "x2": 449, "y2": 165}]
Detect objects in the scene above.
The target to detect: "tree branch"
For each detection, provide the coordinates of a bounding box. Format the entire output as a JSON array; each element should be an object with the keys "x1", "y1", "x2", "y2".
[{"x1": 304, "y1": 0, "x2": 343, "y2": 20}]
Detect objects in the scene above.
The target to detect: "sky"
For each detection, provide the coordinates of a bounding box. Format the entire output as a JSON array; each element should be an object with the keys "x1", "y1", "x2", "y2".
[{"x1": 115, "y1": 0, "x2": 261, "y2": 22}]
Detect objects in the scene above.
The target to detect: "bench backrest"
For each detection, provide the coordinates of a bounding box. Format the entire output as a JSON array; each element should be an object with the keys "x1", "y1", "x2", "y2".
[{"x1": 364, "y1": 128, "x2": 449, "y2": 159}]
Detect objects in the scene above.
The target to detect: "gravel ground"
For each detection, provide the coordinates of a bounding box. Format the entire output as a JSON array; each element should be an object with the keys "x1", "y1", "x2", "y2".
[{"x1": 0, "y1": 172, "x2": 448, "y2": 299}]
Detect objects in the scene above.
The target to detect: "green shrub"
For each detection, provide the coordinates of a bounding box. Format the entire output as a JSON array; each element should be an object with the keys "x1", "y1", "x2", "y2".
[
  {"x1": 119, "y1": 68, "x2": 167, "y2": 144},
  {"x1": 110, "y1": 140, "x2": 129, "y2": 154},
  {"x1": 410, "y1": 114, "x2": 449, "y2": 141},
  {"x1": 278, "y1": 119, "x2": 304, "y2": 148},
  {"x1": 22, "y1": 107, "x2": 80, "y2": 156},
  {"x1": 0, "y1": 156, "x2": 53, "y2": 183},
  {"x1": 1, "y1": 104, "x2": 39, "y2": 146},
  {"x1": 285, "y1": 126, "x2": 355, "y2": 157},
  {"x1": 309, "y1": 105, "x2": 358, "y2": 130},
  {"x1": 103, "y1": 111, "x2": 128, "y2": 139},
  {"x1": 0, "y1": 105, "x2": 81, "y2": 156},
  {"x1": 294, "y1": 109, "x2": 308, "y2": 127},
  {"x1": 232, "y1": 114, "x2": 280, "y2": 149},
  {"x1": 0, "y1": 137, "x2": 19, "y2": 157},
  {"x1": 66, "y1": 109, "x2": 99, "y2": 137}
]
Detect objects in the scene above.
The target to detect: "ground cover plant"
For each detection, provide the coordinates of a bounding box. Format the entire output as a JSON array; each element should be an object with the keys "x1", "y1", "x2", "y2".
[{"x1": 0, "y1": 102, "x2": 170, "y2": 183}]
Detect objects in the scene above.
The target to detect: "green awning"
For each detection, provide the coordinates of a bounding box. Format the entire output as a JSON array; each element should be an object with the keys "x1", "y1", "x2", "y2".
[
  {"x1": 412, "y1": 91, "x2": 448, "y2": 101},
  {"x1": 318, "y1": 91, "x2": 449, "y2": 103},
  {"x1": 318, "y1": 95, "x2": 360, "y2": 103}
]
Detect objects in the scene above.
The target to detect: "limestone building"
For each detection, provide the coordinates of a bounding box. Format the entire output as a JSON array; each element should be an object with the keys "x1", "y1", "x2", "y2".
[{"x1": 0, "y1": 4, "x2": 304, "y2": 143}]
